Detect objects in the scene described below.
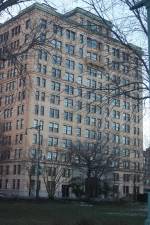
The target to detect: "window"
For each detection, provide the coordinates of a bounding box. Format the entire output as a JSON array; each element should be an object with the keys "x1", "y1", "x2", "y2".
[
  {"x1": 87, "y1": 20, "x2": 101, "y2": 32},
  {"x1": 39, "y1": 33, "x2": 46, "y2": 43},
  {"x1": 65, "y1": 44, "x2": 75, "y2": 55},
  {"x1": 111, "y1": 160, "x2": 120, "y2": 168},
  {"x1": 5, "y1": 179, "x2": 8, "y2": 189},
  {"x1": 112, "y1": 99, "x2": 120, "y2": 107},
  {"x1": 17, "y1": 165, "x2": 21, "y2": 175},
  {"x1": 80, "y1": 34, "x2": 84, "y2": 43},
  {"x1": 122, "y1": 65, "x2": 129, "y2": 74},
  {"x1": 0, "y1": 179, "x2": 2, "y2": 189},
  {"x1": 40, "y1": 106, "x2": 44, "y2": 116},
  {"x1": 6, "y1": 165, "x2": 9, "y2": 175},
  {"x1": 112, "y1": 122, "x2": 120, "y2": 131},
  {"x1": 47, "y1": 167, "x2": 57, "y2": 177},
  {"x1": 52, "y1": 68, "x2": 61, "y2": 79},
  {"x1": 64, "y1": 112, "x2": 73, "y2": 121},
  {"x1": 66, "y1": 59, "x2": 75, "y2": 70},
  {"x1": 88, "y1": 67, "x2": 100, "y2": 77},
  {"x1": 47, "y1": 152, "x2": 57, "y2": 161},
  {"x1": 40, "y1": 18, "x2": 47, "y2": 29},
  {"x1": 123, "y1": 161, "x2": 130, "y2": 169},
  {"x1": 113, "y1": 148, "x2": 120, "y2": 156},
  {"x1": 76, "y1": 88, "x2": 82, "y2": 97},
  {"x1": 36, "y1": 77, "x2": 46, "y2": 87},
  {"x1": 41, "y1": 92, "x2": 45, "y2": 101},
  {"x1": 113, "y1": 134, "x2": 120, "y2": 144},
  {"x1": 123, "y1": 174, "x2": 130, "y2": 182},
  {"x1": 52, "y1": 55, "x2": 62, "y2": 65},
  {"x1": 63, "y1": 168, "x2": 71, "y2": 178},
  {"x1": 105, "y1": 121, "x2": 109, "y2": 129},
  {"x1": 17, "y1": 179, "x2": 20, "y2": 189},
  {"x1": 76, "y1": 128, "x2": 81, "y2": 137},
  {"x1": 16, "y1": 119, "x2": 24, "y2": 130},
  {"x1": 123, "y1": 113, "x2": 130, "y2": 121},
  {"x1": 62, "y1": 139, "x2": 72, "y2": 148},
  {"x1": 53, "y1": 24, "x2": 63, "y2": 36},
  {"x1": 4, "y1": 108, "x2": 13, "y2": 118},
  {"x1": 51, "y1": 81, "x2": 61, "y2": 91},
  {"x1": 50, "y1": 95, "x2": 60, "y2": 105},
  {"x1": 85, "y1": 130, "x2": 96, "y2": 139},
  {"x1": 65, "y1": 85, "x2": 74, "y2": 95},
  {"x1": 122, "y1": 52, "x2": 129, "y2": 62},
  {"x1": 64, "y1": 72, "x2": 74, "y2": 82},
  {"x1": 11, "y1": 25, "x2": 21, "y2": 37},
  {"x1": 112, "y1": 110, "x2": 120, "y2": 119},
  {"x1": 77, "y1": 76, "x2": 82, "y2": 85},
  {"x1": 112, "y1": 61, "x2": 120, "y2": 70},
  {"x1": 79, "y1": 48, "x2": 83, "y2": 58},
  {"x1": 64, "y1": 98, "x2": 73, "y2": 108},
  {"x1": 49, "y1": 108, "x2": 59, "y2": 118},
  {"x1": 122, "y1": 149, "x2": 130, "y2": 157},
  {"x1": 26, "y1": 19, "x2": 31, "y2": 29},
  {"x1": 49, "y1": 122, "x2": 59, "y2": 133},
  {"x1": 15, "y1": 134, "x2": 23, "y2": 144},
  {"x1": 17, "y1": 105, "x2": 24, "y2": 115},
  {"x1": 87, "y1": 52, "x2": 97, "y2": 61},
  {"x1": 0, "y1": 166, "x2": 3, "y2": 176},
  {"x1": 14, "y1": 149, "x2": 22, "y2": 159},
  {"x1": 122, "y1": 136, "x2": 130, "y2": 145},
  {"x1": 33, "y1": 119, "x2": 38, "y2": 127},
  {"x1": 76, "y1": 100, "x2": 82, "y2": 110},
  {"x1": 87, "y1": 37, "x2": 97, "y2": 49},
  {"x1": 114, "y1": 173, "x2": 119, "y2": 181},
  {"x1": 51, "y1": 39, "x2": 62, "y2": 49},
  {"x1": 123, "y1": 101, "x2": 130, "y2": 110},
  {"x1": 122, "y1": 124, "x2": 130, "y2": 133},
  {"x1": 48, "y1": 137, "x2": 58, "y2": 146},
  {"x1": 78, "y1": 64, "x2": 83, "y2": 73},
  {"x1": 66, "y1": 30, "x2": 76, "y2": 40},
  {"x1": 85, "y1": 117, "x2": 96, "y2": 126},
  {"x1": 76, "y1": 114, "x2": 82, "y2": 123},
  {"x1": 35, "y1": 105, "x2": 39, "y2": 115},
  {"x1": 38, "y1": 49, "x2": 47, "y2": 61},
  {"x1": 63, "y1": 125, "x2": 72, "y2": 135},
  {"x1": 112, "y1": 48, "x2": 120, "y2": 58},
  {"x1": 32, "y1": 134, "x2": 37, "y2": 144}
]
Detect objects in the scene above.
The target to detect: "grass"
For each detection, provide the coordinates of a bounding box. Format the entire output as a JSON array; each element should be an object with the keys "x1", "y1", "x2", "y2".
[{"x1": 0, "y1": 199, "x2": 147, "y2": 225}]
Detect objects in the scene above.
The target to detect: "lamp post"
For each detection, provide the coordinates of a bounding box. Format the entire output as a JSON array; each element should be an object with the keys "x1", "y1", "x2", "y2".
[
  {"x1": 25, "y1": 125, "x2": 41, "y2": 200},
  {"x1": 130, "y1": 1, "x2": 150, "y2": 225}
]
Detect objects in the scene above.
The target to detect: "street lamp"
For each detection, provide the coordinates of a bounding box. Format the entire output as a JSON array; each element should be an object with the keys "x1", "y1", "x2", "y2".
[
  {"x1": 130, "y1": 1, "x2": 150, "y2": 225},
  {"x1": 25, "y1": 125, "x2": 41, "y2": 200}
]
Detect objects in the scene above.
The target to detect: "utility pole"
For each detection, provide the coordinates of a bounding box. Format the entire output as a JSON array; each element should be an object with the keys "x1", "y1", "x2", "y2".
[
  {"x1": 130, "y1": 1, "x2": 150, "y2": 225},
  {"x1": 25, "y1": 125, "x2": 41, "y2": 200}
]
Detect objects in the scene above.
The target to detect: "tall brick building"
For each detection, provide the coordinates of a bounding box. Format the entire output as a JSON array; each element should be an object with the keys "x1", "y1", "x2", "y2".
[{"x1": 0, "y1": 3, "x2": 144, "y2": 198}]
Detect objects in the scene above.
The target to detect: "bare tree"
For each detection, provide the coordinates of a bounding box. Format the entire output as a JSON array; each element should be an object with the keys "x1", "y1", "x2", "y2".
[
  {"x1": 42, "y1": 152, "x2": 71, "y2": 199},
  {"x1": 0, "y1": 0, "x2": 32, "y2": 14},
  {"x1": 70, "y1": 137, "x2": 117, "y2": 199},
  {"x1": 76, "y1": 0, "x2": 148, "y2": 103}
]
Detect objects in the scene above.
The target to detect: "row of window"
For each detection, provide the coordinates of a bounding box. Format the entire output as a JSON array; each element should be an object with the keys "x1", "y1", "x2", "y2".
[
  {"x1": 0, "y1": 179, "x2": 20, "y2": 190},
  {"x1": 32, "y1": 126, "x2": 141, "y2": 144},
  {"x1": 33, "y1": 103, "x2": 140, "y2": 122},
  {"x1": 111, "y1": 160, "x2": 141, "y2": 170},
  {"x1": 107, "y1": 46, "x2": 139, "y2": 65},
  {"x1": 0, "y1": 164, "x2": 21, "y2": 175},
  {"x1": 113, "y1": 173, "x2": 141, "y2": 182}
]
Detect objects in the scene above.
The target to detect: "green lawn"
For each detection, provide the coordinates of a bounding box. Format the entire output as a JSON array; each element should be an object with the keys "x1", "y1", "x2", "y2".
[{"x1": 0, "y1": 200, "x2": 147, "y2": 225}]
